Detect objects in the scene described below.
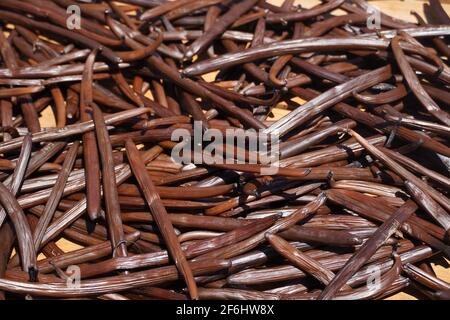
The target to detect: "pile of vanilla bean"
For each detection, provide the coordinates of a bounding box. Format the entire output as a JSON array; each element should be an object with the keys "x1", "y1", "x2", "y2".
[{"x1": 0, "y1": 0, "x2": 449, "y2": 300}]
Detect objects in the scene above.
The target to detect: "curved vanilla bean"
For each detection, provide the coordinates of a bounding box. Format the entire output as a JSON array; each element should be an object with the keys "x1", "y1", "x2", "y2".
[
  {"x1": 0, "y1": 182, "x2": 36, "y2": 277},
  {"x1": 269, "y1": 22, "x2": 304, "y2": 87},
  {"x1": 182, "y1": 37, "x2": 442, "y2": 76},
  {"x1": 184, "y1": 0, "x2": 259, "y2": 59},
  {"x1": 116, "y1": 32, "x2": 162, "y2": 62},
  {"x1": 49, "y1": 86, "x2": 66, "y2": 128},
  {"x1": 391, "y1": 36, "x2": 450, "y2": 126},
  {"x1": 221, "y1": 39, "x2": 270, "y2": 84},
  {"x1": 352, "y1": 84, "x2": 408, "y2": 105},
  {"x1": 0, "y1": 30, "x2": 41, "y2": 134}
]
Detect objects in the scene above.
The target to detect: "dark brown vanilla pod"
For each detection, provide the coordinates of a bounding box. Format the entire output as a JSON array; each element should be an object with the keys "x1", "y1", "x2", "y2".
[
  {"x1": 0, "y1": 29, "x2": 41, "y2": 134},
  {"x1": 348, "y1": 129, "x2": 450, "y2": 212},
  {"x1": 0, "y1": 10, "x2": 122, "y2": 63},
  {"x1": 391, "y1": 36, "x2": 450, "y2": 126},
  {"x1": 264, "y1": 66, "x2": 393, "y2": 137},
  {"x1": 0, "y1": 134, "x2": 32, "y2": 227},
  {"x1": 405, "y1": 181, "x2": 450, "y2": 233},
  {"x1": 379, "y1": 147, "x2": 450, "y2": 188},
  {"x1": 266, "y1": 0, "x2": 345, "y2": 24},
  {"x1": 266, "y1": 234, "x2": 337, "y2": 287},
  {"x1": 33, "y1": 142, "x2": 79, "y2": 251},
  {"x1": 184, "y1": 0, "x2": 259, "y2": 59},
  {"x1": 0, "y1": 182, "x2": 36, "y2": 278},
  {"x1": 92, "y1": 104, "x2": 128, "y2": 258},
  {"x1": 278, "y1": 226, "x2": 366, "y2": 247},
  {"x1": 81, "y1": 49, "x2": 102, "y2": 221},
  {"x1": 429, "y1": 0, "x2": 450, "y2": 24},
  {"x1": 325, "y1": 189, "x2": 449, "y2": 251},
  {"x1": 125, "y1": 139, "x2": 198, "y2": 300},
  {"x1": 333, "y1": 252, "x2": 403, "y2": 300},
  {"x1": 318, "y1": 200, "x2": 417, "y2": 300},
  {"x1": 403, "y1": 263, "x2": 450, "y2": 294}
]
